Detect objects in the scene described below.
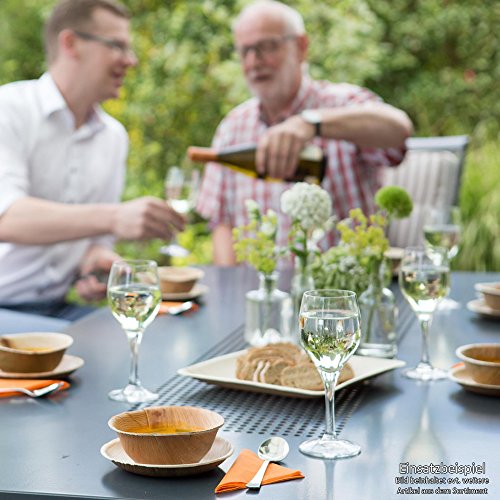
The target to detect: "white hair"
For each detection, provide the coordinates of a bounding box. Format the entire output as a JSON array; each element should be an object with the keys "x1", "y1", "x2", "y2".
[{"x1": 233, "y1": 0, "x2": 306, "y2": 35}]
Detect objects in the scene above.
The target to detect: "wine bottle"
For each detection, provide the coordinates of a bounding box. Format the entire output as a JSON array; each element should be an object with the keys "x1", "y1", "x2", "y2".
[{"x1": 187, "y1": 143, "x2": 326, "y2": 183}]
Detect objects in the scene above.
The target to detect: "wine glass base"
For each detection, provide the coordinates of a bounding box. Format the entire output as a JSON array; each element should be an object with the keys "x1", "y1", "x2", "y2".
[
  {"x1": 108, "y1": 384, "x2": 159, "y2": 404},
  {"x1": 299, "y1": 436, "x2": 361, "y2": 460},
  {"x1": 160, "y1": 244, "x2": 189, "y2": 258},
  {"x1": 403, "y1": 365, "x2": 448, "y2": 382}
]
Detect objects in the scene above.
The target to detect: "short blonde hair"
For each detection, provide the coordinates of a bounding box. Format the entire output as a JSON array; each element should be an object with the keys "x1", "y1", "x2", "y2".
[{"x1": 44, "y1": 0, "x2": 130, "y2": 64}]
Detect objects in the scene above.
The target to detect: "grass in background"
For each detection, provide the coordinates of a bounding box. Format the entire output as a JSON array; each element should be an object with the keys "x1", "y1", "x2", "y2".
[{"x1": 457, "y1": 139, "x2": 500, "y2": 271}]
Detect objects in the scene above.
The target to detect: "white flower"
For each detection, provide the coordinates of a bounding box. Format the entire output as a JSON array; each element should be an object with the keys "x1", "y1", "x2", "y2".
[
  {"x1": 280, "y1": 182, "x2": 332, "y2": 230},
  {"x1": 260, "y1": 220, "x2": 275, "y2": 237},
  {"x1": 245, "y1": 199, "x2": 258, "y2": 211},
  {"x1": 245, "y1": 199, "x2": 260, "y2": 220}
]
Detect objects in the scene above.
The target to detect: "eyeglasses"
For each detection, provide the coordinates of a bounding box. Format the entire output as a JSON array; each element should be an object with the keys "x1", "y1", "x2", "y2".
[
  {"x1": 73, "y1": 30, "x2": 135, "y2": 58},
  {"x1": 235, "y1": 34, "x2": 297, "y2": 59}
]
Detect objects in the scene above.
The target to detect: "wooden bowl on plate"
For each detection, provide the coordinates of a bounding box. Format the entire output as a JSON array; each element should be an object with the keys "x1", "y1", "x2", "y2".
[
  {"x1": 456, "y1": 343, "x2": 500, "y2": 385},
  {"x1": 474, "y1": 282, "x2": 500, "y2": 310},
  {"x1": 158, "y1": 267, "x2": 204, "y2": 294},
  {"x1": 0, "y1": 332, "x2": 73, "y2": 373},
  {"x1": 108, "y1": 406, "x2": 224, "y2": 465},
  {"x1": 384, "y1": 247, "x2": 404, "y2": 275}
]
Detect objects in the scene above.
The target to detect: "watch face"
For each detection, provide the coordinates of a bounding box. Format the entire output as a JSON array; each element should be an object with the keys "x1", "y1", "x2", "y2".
[{"x1": 302, "y1": 109, "x2": 321, "y2": 125}]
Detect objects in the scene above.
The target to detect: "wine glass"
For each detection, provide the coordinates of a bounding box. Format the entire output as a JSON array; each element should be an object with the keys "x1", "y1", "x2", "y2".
[
  {"x1": 399, "y1": 246, "x2": 450, "y2": 381},
  {"x1": 423, "y1": 205, "x2": 460, "y2": 310},
  {"x1": 423, "y1": 206, "x2": 461, "y2": 260},
  {"x1": 160, "y1": 166, "x2": 199, "y2": 258},
  {"x1": 298, "y1": 289, "x2": 361, "y2": 459},
  {"x1": 107, "y1": 259, "x2": 162, "y2": 403}
]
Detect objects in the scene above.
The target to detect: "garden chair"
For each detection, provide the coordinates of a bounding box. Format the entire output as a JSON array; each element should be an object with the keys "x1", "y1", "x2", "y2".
[{"x1": 381, "y1": 135, "x2": 469, "y2": 248}]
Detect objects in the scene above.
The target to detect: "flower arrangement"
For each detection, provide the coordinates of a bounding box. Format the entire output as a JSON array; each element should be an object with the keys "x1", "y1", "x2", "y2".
[
  {"x1": 311, "y1": 243, "x2": 371, "y2": 296},
  {"x1": 232, "y1": 200, "x2": 280, "y2": 275},
  {"x1": 312, "y1": 186, "x2": 413, "y2": 292},
  {"x1": 280, "y1": 182, "x2": 334, "y2": 271}
]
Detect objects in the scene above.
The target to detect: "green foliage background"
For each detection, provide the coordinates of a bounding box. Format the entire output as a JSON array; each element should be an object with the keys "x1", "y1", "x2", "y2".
[{"x1": 1, "y1": 0, "x2": 499, "y2": 270}]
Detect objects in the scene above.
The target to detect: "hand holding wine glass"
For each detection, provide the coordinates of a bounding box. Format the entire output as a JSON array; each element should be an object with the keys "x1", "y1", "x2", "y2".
[
  {"x1": 399, "y1": 246, "x2": 450, "y2": 381},
  {"x1": 107, "y1": 259, "x2": 161, "y2": 403},
  {"x1": 161, "y1": 166, "x2": 199, "y2": 258},
  {"x1": 298, "y1": 289, "x2": 361, "y2": 459}
]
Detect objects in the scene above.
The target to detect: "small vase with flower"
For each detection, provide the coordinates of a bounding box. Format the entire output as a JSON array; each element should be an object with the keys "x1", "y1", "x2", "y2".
[
  {"x1": 281, "y1": 182, "x2": 334, "y2": 343},
  {"x1": 233, "y1": 200, "x2": 292, "y2": 346}
]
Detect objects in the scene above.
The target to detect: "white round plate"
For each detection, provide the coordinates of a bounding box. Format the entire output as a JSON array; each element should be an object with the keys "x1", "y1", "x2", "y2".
[
  {"x1": 161, "y1": 283, "x2": 208, "y2": 301},
  {"x1": 466, "y1": 299, "x2": 500, "y2": 319},
  {"x1": 100, "y1": 436, "x2": 233, "y2": 477},
  {"x1": 449, "y1": 364, "x2": 500, "y2": 397},
  {"x1": 0, "y1": 354, "x2": 84, "y2": 379}
]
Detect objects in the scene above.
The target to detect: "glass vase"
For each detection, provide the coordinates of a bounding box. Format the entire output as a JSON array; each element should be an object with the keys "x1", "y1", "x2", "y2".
[
  {"x1": 357, "y1": 268, "x2": 398, "y2": 358},
  {"x1": 245, "y1": 272, "x2": 293, "y2": 347},
  {"x1": 290, "y1": 262, "x2": 315, "y2": 344}
]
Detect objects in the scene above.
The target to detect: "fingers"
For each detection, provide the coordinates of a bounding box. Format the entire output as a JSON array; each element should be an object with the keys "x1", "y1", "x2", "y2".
[
  {"x1": 80, "y1": 247, "x2": 120, "y2": 276},
  {"x1": 141, "y1": 200, "x2": 185, "y2": 239},
  {"x1": 269, "y1": 133, "x2": 300, "y2": 179},
  {"x1": 75, "y1": 275, "x2": 107, "y2": 302},
  {"x1": 257, "y1": 118, "x2": 307, "y2": 180},
  {"x1": 114, "y1": 197, "x2": 186, "y2": 241}
]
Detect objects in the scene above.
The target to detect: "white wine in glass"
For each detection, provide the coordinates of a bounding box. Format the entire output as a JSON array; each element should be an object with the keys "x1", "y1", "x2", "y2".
[
  {"x1": 299, "y1": 289, "x2": 361, "y2": 459},
  {"x1": 107, "y1": 259, "x2": 161, "y2": 403},
  {"x1": 423, "y1": 206, "x2": 461, "y2": 260},
  {"x1": 399, "y1": 247, "x2": 450, "y2": 381},
  {"x1": 423, "y1": 206, "x2": 460, "y2": 310}
]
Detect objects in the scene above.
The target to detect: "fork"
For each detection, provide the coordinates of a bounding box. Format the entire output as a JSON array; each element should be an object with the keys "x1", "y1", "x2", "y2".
[{"x1": 0, "y1": 381, "x2": 64, "y2": 398}]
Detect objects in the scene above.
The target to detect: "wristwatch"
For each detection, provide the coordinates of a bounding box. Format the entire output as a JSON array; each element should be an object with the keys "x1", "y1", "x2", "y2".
[{"x1": 300, "y1": 109, "x2": 322, "y2": 137}]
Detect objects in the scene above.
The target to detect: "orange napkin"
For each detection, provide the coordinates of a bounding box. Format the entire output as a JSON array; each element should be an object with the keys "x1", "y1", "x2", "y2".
[
  {"x1": 158, "y1": 301, "x2": 199, "y2": 315},
  {"x1": 215, "y1": 449, "x2": 304, "y2": 494},
  {"x1": 0, "y1": 378, "x2": 70, "y2": 398}
]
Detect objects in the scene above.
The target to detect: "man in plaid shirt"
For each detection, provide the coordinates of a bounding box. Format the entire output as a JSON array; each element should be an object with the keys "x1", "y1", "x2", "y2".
[{"x1": 197, "y1": 0, "x2": 413, "y2": 265}]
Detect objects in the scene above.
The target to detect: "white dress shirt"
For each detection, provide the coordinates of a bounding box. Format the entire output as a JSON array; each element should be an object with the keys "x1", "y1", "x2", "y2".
[{"x1": 0, "y1": 73, "x2": 127, "y2": 304}]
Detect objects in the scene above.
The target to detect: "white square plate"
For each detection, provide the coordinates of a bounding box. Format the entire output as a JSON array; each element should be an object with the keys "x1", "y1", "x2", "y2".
[{"x1": 178, "y1": 350, "x2": 405, "y2": 399}]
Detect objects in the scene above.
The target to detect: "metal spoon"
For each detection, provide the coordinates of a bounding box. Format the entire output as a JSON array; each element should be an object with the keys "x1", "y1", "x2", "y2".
[
  {"x1": 246, "y1": 436, "x2": 290, "y2": 489},
  {"x1": 167, "y1": 301, "x2": 194, "y2": 315},
  {"x1": 0, "y1": 382, "x2": 64, "y2": 398}
]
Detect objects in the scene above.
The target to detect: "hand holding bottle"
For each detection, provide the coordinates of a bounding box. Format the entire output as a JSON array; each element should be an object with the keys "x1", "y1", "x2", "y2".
[
  {"x1": 256, "y1": 114, "x2": 316, "y2": 180},
  {"x1": 187, "y1": 143, "x2": 324, "y2": 183}
]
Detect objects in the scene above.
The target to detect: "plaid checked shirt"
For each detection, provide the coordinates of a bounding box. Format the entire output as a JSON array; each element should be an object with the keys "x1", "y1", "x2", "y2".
[{"x1": 196, "y1": 76, "x2": 405, "y2": 250}]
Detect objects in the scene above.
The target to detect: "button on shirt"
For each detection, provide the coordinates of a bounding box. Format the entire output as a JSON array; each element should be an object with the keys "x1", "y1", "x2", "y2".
[
  {"x1": 197, "y1": 77, "x2": 405, "y2": 250},
  {"x1": 0, "y1": 73, "x2": 127, "y2": 304}
]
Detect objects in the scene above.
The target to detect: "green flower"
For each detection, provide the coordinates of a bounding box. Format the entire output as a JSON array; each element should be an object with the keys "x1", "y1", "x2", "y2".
[{"x1": 375, "y1": 186, "x2": 413, "y2": 219}]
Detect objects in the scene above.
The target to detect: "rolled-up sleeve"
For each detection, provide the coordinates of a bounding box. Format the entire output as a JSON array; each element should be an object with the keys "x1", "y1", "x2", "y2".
[{"x1": 340, "y1": 84, "x2": 406, "y2": 169}]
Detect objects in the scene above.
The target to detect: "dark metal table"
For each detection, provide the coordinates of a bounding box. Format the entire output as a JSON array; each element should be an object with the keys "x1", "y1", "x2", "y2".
[{"x1": 0, "y1": 268, "x2": 499, "y2": 499}]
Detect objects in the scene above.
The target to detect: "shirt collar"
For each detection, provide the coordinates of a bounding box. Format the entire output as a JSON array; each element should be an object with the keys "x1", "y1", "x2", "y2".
[
  {"x1": 258, "y1": 75, "x2": 314, "y2": 126},
  {"x1": 38, "y1": 72, "x2": 67, "y2": 118},
  {"x1": 38, "y1": 72, "x2": 105, "y2": 133}
]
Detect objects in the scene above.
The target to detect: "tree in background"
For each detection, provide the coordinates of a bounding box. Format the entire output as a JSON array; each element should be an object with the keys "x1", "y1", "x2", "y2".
[{"x1": 1, "y1": 0, "x2": 499, "y2": 269}]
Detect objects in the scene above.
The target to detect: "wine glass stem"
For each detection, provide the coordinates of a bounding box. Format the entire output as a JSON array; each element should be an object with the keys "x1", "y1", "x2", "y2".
[
  {"x1": 125, "y1": 329, "x2": 144, "y2": 386},
  {"x1": 323, "y1": 370, "x2": 341, "y2": 440},
  {"x1": 417, "y1": 314, "x2": 433, "y2": 367}
]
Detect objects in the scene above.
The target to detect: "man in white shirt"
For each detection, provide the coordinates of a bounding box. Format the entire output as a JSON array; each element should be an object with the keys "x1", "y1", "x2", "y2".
[{"x1": 0, "y1": 0, "x2": 184, "y2": 320}]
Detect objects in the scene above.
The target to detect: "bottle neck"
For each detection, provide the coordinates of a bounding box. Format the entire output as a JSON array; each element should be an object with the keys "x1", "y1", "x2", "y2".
[{"x1": 258, "y1": 272, "x2": 278, "y2": 296}]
